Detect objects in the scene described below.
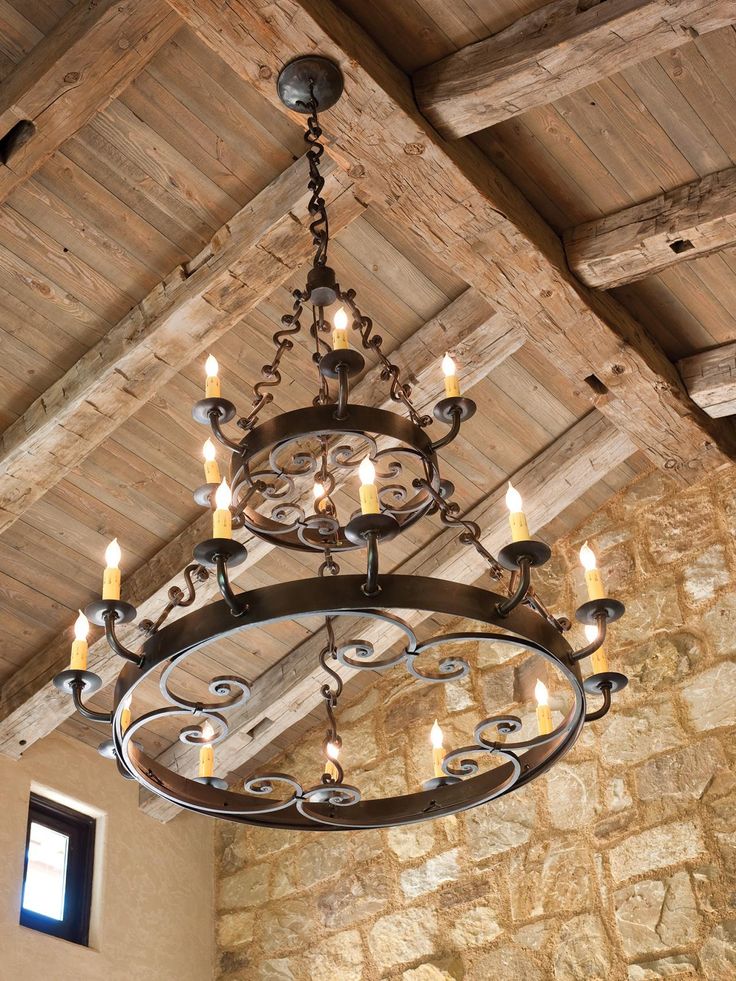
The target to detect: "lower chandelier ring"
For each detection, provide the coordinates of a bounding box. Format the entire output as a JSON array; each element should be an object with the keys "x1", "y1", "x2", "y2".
[{"x1": 113, "y1": 574, "x2": 586, "y2": 830}]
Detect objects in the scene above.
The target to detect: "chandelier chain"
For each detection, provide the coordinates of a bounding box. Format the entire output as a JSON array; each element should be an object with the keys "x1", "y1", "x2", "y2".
[{"x1": 301, "y1": 87, "x2": 330, "y2": 268}]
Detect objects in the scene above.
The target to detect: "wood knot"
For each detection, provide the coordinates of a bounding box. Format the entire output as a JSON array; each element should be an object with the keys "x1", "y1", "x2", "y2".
[
  {"x1": 347, "y1": 163, "x2": 365, "y2": 179},
  {"x1": 404, "y1": 142, "x2": 425, "y2": 156},
  {"x1": 64, "y1": 71, "x2": 80, "y2": 83},
  {"x1": 611, "y1": 364, "x2": 625, "y2": 375},
  {"x1": 258, "y1": 65, "x2": 272, "y2": 80}
]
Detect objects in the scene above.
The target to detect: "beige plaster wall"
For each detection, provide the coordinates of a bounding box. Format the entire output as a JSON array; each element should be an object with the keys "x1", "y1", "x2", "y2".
[
  {"x1": 213, "y1": 467, "x2": 736, "y2": 980},
  {"x1": 0, "y1": 730, "x2": 214, "y2": 981}
]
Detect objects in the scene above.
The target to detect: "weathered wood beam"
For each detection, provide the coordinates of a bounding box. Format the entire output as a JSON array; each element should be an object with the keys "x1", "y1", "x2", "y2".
[
  {"x1": 565, "y1": 166, "x2": 736, "y2": 288},
  {"x1": 678, "y1": 342, "x2": 736, "y2": 419},
  {"x1": 165, "y1": 0, "x2": 736, "y2": 485},
  {"x1": 0, "y1": 289, "x2": 520, "y2": 757},
  {"x1": 141, "y1": 410, "x2": 637, "y2": 821},
  {"x1": 412, "y1": 0, "x2": 736, "y2": 139},
  {"x1": 0, "y1": 0, "x2": 181, "y2": 202},
  {"x1": 0, "y1": 155, "x2": 364, "y2": 536}
]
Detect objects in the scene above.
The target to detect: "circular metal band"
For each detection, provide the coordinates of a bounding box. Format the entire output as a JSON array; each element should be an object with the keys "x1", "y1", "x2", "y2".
[{"x1": 113, "y1": 575, "x2": 585, "y2": 830}]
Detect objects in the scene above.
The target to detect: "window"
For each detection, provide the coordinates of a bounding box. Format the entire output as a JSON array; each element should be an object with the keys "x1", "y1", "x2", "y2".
[{"x1": 20, "y1": 794, "x2": 95, "y2": 945}]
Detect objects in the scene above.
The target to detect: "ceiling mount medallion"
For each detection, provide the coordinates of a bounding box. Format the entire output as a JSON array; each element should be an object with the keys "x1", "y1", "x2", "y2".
[{"x1": 53, "y1": 56, "x2": 628, "y2": 830}]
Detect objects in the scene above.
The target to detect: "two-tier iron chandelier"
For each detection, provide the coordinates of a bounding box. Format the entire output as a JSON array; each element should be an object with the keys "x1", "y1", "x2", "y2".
[{"x1": 54, "y1": 57, "x2": 628, "y2": 830}]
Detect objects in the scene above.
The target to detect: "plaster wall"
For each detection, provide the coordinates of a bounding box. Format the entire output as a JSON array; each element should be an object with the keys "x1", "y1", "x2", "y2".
[
  {"x1": 0, "y1": 730, "x2": 214, "y2": 981},
  {"x1": 213, "y1": 467, "x2": 736, "y2": 980}
]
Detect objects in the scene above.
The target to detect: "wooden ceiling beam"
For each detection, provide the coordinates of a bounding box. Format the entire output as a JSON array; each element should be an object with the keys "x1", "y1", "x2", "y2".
[
  {"x1": 565, "y1": 166, "x2": 736, "y2": 289},
  {"x1": 412, "y1": 0, "x2": 736, "y2": 139},
  {"x1": 678, "y1": 342, "x2": 736, "y2": 419},
  {"x1": 165, "y1": 0, "x2": 736, "y2": 485},
  {"x1": 0, "y1": 154, "x2": 365, "y2": 537},
  {"x1": 0, "y1": 288, "x2": 519, "y2": 758},
  {"x1": 141, "y1": 409, "x2": 637, "y2": 821},
  {"x1": 0, "y1": 0, "x2": 181, "y2": 203}
]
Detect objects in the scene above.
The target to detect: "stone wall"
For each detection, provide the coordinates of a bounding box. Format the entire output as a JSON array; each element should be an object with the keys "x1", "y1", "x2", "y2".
[{"x1": 214, "y1": 467, "x2": 736, "y2": 980}]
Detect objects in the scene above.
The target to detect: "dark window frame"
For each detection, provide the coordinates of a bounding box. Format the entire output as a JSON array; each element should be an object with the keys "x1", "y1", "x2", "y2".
[{"x1": 20, "y1": 793, "x2": 96, "y2": 946}]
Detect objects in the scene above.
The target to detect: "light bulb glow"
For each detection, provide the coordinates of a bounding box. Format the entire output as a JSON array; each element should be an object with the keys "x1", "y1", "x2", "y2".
[
  {"x1": 534, "y1": 680, "x2": 548, "y2": 707},
  {"x1": 313, "y1": 482, "x2": 325, "y2": 499},
  {"x1": 333, "y1": 306, "x2": 348, "y2": 331},
  {"x1": 201, "y1": 720, "x2": 215, "y2": 743},
  {"x1": 121, "y1": 693, "x2": 132, "y2": 712},
  {"x1": 203, "y1": 438, "x2": 216, "y2": 462},
  {"x1": 584, "y1": 624, "x2": 599, "y2": 643},
  {"x1": 359, "y1": 456, "x2": 376, "y2": 486},
  {"x1": 105, "y1": 538, "x2": 121, "y2": 569},
  {"x1": 74, "y1": 610, "x2": 89, "y2": 641},
  {"x1": 326, "y1": 741, "x2": 340, "y2": 760},
  {"x1": 442, "y1": 353, "x2": 456, "y2": 378},
  {"x1": 505, "y1": 482, "x2": 523, "y2": 513},
  {"x1": 214, "y1": 479, "x2": 232, "y2": 510},
  {"x1": 579, "y1": 541, "x2": 597, "y2": 571},
  {"x1": 430, "y1": 719, "x2": 444, "y2": 749},
  {"x1": 205, "y1": 354, "x2": 219, "y2": 377}
]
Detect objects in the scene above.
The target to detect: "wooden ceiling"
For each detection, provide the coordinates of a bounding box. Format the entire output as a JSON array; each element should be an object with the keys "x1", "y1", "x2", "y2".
[{"x1": 0, "y1": 0, "x2": 734, "y2": 821}]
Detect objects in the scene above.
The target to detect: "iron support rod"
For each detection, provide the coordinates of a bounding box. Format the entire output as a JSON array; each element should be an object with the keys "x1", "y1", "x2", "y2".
[
  {"x1": 335, "y1": 363, "x2": 349, "y2": 420},
  {"x1": 216, "y1": 555, "x2": 247, "y2": 616},
  {"x1": 584, "y1": 682, "x2": 613, "y2": 722},
  {"x1": 496, "y1": 557, "x2": 532, "y2": 617},
  {"x1": 571, "y1": 612, "x2": 608, "y2": 662},
  {"x1": 431, "y1": 407, "x2": 462, "y2": 451},
  {"x1": 363, "y1": 531, "x2": 380, "y2": 596},
  {"x1": 71, "y1": 679, "x2": 113, "y2": 724},
  {"x1": 104, "y1": 613, "x2": 143, "y2": 665},
  {"x1": 209, "y1": 410, "x2": 242, "y2": 451}
]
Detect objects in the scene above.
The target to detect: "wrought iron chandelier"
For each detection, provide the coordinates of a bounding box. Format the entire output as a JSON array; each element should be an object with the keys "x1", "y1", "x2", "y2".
[{"x1": 53, "y1": 57, "x2": 628, "y2": 830}]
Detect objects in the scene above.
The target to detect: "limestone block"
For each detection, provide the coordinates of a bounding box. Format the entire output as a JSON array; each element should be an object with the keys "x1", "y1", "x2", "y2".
[
  {"x1": 369, "y1": 908, "x2": 437, "y2": 972},
  {"x1": 606, "y1": 776, "x2": 633, "y2": 813},
  {"x1": 468, "y1": 945, "x2": 542, "y2": 981},
  {"x1": 553, "y1": 913, "x2": 611, "y2": 980},
  {"x1": 400, "y1": 848, "x2": 460, "y2": 898},
  {"x1": 600, "y1": 700, "x2": 684, "y2": 766},
  {"x1": 449, "y1": 905, "x2": 503, "y2": 948},
  {"x1": 255, "y1": 958, "x2": 295, "y2": 980},
  {"x1": 620, "y1": 632, "x2": 705, "y2": 697},
  {"x1": 218, "y1": 862, "x2": 270, "y2": 911},
  {"x1": 683, "y1": 544, "x2": 730, "y2": 606},
  {"x1": 627, "y1": 955, "x2": 700, "y2": 979},
  {"x1": 271, "y1": 837, "x2": 347, "y2": 899},
  {"x1": 402, "y1": 959, "x2": 463, "y2": 980},
  {"x1": 614, "y1": 580, "x2": 682, "y2": 647},
  {"x1": 645, "y1": 492, "x2": 716, "y2": 564},
  {"x1": 614, "y1": 871, "x2": 699, "y2": 958},
  {"x1": 702, "y1": 595, "x2": 736, "y2": 658},
  {"x1": 444, "y1": 674, "x2": 475, "y2": 713},
  {"x1": 217, "y1": 946, "x2": 252, "y2": 979},
  {"x1": 305, "y1": 930, "x2": 363, "y2": 981},
  {"x1": 217, "y1": 909, "x2": 255, "y2": 949},
  {"x1": 388, "y1": 822, "x2": 435, "y2": 861},
  {"x1": 681, "y1": 662, "x2": 736, "y2": 731},
  {"x1": 699, "y1": 920, "x2": 736, "y2": 980},
  {"x1": 635, "y1": 738, "x2": 727, "y2": 803},
  {"x1": 316, "y1": 865, "x2": 390, "y2": 929},
  {"x1": 464, "y1": 785, "x2": 536, "y2": 859},
  {"x1": 259, "y1": 897, "x2": 314, "y2": 951},
  {"x1": 609, "y1": 821, "x2": 705, "y2": 882},
  {"x1": 546, "y1": 760, "x2": 600, "y2": 829},
  {"x1": 510, "y1": 838, "x2": 596, "y2": 920}
]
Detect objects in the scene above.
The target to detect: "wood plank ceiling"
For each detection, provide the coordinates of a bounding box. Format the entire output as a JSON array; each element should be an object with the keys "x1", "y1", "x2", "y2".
[{"x1": 0, "y1": 0, "x2": 734, "y2": 819}]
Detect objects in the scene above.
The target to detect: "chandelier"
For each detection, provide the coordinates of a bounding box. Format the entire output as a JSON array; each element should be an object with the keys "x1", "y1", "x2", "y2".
[{"x1": 53, "y1": 57, "x2": 628, "y2": 830}]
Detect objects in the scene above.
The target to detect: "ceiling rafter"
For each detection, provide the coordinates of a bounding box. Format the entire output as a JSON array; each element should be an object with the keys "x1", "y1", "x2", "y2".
[
  {"x1": 141, "y1": 409, "x2": 636, "y2": 822},
  {"x1": 679, "y1": 342, "x2": 736, "y2": 419},
  {"x1": 0, "y1": 0, "x2": 181, "y2": 203},
  {"x1": 412, "y1": 0, "x2": 736, "y2": 139},
  {"x1": 0, "y1": 154, "x2": 364, "y2": 536},
  {"x1": 0, "y1": 288, "x2": 520, "y2": 757},
  {"x1": 164, "y1": 0, "x2": 736, "y2": 483}
]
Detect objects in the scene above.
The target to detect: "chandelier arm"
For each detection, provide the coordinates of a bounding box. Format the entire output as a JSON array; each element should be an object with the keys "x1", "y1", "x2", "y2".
[
  {"x1": 495, "y1": 557, "x2": 532, "y2": 617},
  {"x1": 583, "y1": 681, "x2": 613, "y2": 722},
  {"x1": 215, "y1": 555, "x2": 247, "y2": 617},
  {"x1": 571, "y1": 612, "x2": 608, "y2": 662},
  {"x1": 208, "y1": 410, "x2": 243, "y2": 451},
  {"x1": 71, "y1": 678, "x2": 113, "y2": 724},
  {"x1": 105, "y1": 612, "x2": 143, "y2": 666},
  {"x1": 334, "y1": 363, "x2": 349, "y2": 421},
  {"x1": 363, "y1": 531, "x2": 380, "y2": 596},
  {"x1": 429, "y1": 406, "x2": 463, "y2": 450}
]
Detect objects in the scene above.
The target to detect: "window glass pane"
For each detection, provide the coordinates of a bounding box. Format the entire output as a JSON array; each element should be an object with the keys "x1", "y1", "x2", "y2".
[{"x1": 22, "y1": 821, "x2": 69, "y2": 920}]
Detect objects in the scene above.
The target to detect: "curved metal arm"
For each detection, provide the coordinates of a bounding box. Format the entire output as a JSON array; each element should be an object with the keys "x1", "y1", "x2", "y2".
[
  {"x1": 71, "y1": 679, "x2": 113, "y2": 724},
  {"x1": 430, "y1": 407, "x2": 462, "y2": 451},
  {"x1": 335, "y1": 363, "x2": 349, "y2": 421},
  {"x1": 105, "y1": 613, "x2": 143, "y2": 665},
  {"x1": 362, "y1": 531, "x2": 380, "y2": 597},
  {"x1": 572, "y1": 613, "x2": 608, "y2": 662},
  {"x1": 496, "y1": 557, "x2": 531, "y2": 616},
  {"x1": 209, "y1": 410, "x2": 242, "y2": 451},
  {"x1": 216, "y1": 555, "x2": 247, "y2": 616},
  {"x1": 584, "y1": 682, "x2": 612, "y2": 722}
]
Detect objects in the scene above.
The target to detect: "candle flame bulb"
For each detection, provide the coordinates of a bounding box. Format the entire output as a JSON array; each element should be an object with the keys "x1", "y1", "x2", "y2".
[
  {"x1": 105, "y1": 538, "x2": 121, "y2": 569},
  {"x1": 198, "y1": 720, "x2": 215, "y2": 778},
  {"x1": 332, "y1": 306, "x2": 349, "y2": 350},
  {"x1": 506, "y1": 481, "x2": 530, "y2": 541},
  {"x1": 359, "y1": 456, "x2": 375, "y2": 486},
  {"x1": 121, "y1": 693, "x2": 132, "y2": 732},
  {"x1": 324, "y1": 740, "x2": 340, "y2": 781},
  {"x1": 74, "y1": 610, "x2": 89, "y2": 642},
  {"x1": 442, "y1": 353, "x2": 460, "y2": 397},
  {"x1": 326, "y1": 741, "x2": 339, "y2": 760},
  {"x1": 580, "y1": 541, "x2": 605, "y2": 600},
  {"x1": 535, "y1": 679, "x2": 552, "y2": 736},
  {"x1": 213, "y1": 479, "x2": 233, "y2": 539},
  {"x1": 102, "y1": 538, "x2": 122, "y2": 600},
  {"x1": 201, "y1": 720, "x2": 215, "y2": 743},
  {"x1": 70, "y1": 610, "x2": 89, "y2": 671},
  {"x1": 358, "y1": 456, "x2": 379, "y2": 515},
  {"x1": 214, "y1": 479, "x2": 232, "y2": 510},
  {"x1": 579, "y1": 541, "x2": 597, "y2": 571},
  {"x1": 584, "y1": 624, "x2": 599, "y2": 643},
  {"x1": 202, "y1": 438, "x2": 220, "y2": 484},
  {"x1": 430, "y1": 719, "x2": 445, "y2": 778},
  {"x1": 205, "y1": 354, "x2": 221, "y2": 398},
  {"x1": 313, "y1": 482, "x2": 325, "y2": 499}
]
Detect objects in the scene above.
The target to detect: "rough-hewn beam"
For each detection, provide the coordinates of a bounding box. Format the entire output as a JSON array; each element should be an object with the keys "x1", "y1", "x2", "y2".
[
  {"x1": 142, "y1": 410, "x2": 637, "y2": 821},
  {"x1": 0, "y1": 289, "x2": 520, "y2": 757},
  {"x1": 0, "y1": 0, "x2": 181, "y2": 201},
  {"x1": 0, "y1": 155, "x2": 364, "y2": 536},
  {"x1": 165, "y1": 0, "x2": 736, "y2": 485},
  {"x1": 413, "y1": 0, "x2": 736, "y2": 139},
  {"x1": 565, "y1": 166, "x2": 736, "y2": 289},
  {"x1": 678, "y1": 342, "x2": 736, "y2": 419}
]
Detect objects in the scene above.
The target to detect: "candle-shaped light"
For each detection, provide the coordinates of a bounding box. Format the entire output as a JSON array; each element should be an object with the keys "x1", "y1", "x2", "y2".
[
  {"x1": 102, "y1": 538, "x2": 122, "y2": 601},
  {"x1": 213, "y1": 479, "x2": 232, "y2": 539},
  {"x1": 313, "y1": 481, "x2": 326, "y2": 513},
  {"x1": 325, "y1": 741, "x2": 340, "y2": 782},
  {"x1": 70, "y1": 611, "x2": 89, "y2": 671},
  {"x1": 203, "y1": 438, "x2": 220, "y2": 485},
  {"x1": 198, "y1": 720, "x2": 215, "y2": 778},
  {"x1": 205, "y1": 354, "x2": 220, "y2": 399},
  {"x1": 535, "y1": 680, "x2": 553, "y2": 736},
  {"x1": 358, "y1": 456, "x2": 379, "y2": 515},
  {"x1": 430, "y1": 719, "x2": 445, "y2": 779},
  {"x1": 332, "y1": 306, "x2": 349, "y2": 351},
  {"x1": 580, "y1": 542, "x2": 605, "y2": 600},
  {"x1": 505, "y1": 482, "x2": 530, "y2": 542},
  {"x1": 120, "y1": 693, "x2": 132, "y2": 733},
  {"x1": 442, "y1": 353, "x2": 461, "y2": 398},
  {"x1": 585, "y1": 623, "x2": 609, "y2": 675}
]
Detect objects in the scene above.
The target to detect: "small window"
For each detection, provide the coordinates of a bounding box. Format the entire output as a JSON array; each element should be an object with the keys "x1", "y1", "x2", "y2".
[{"x1": 20, "y1": 794, "x2": 95, "y2": 945}]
